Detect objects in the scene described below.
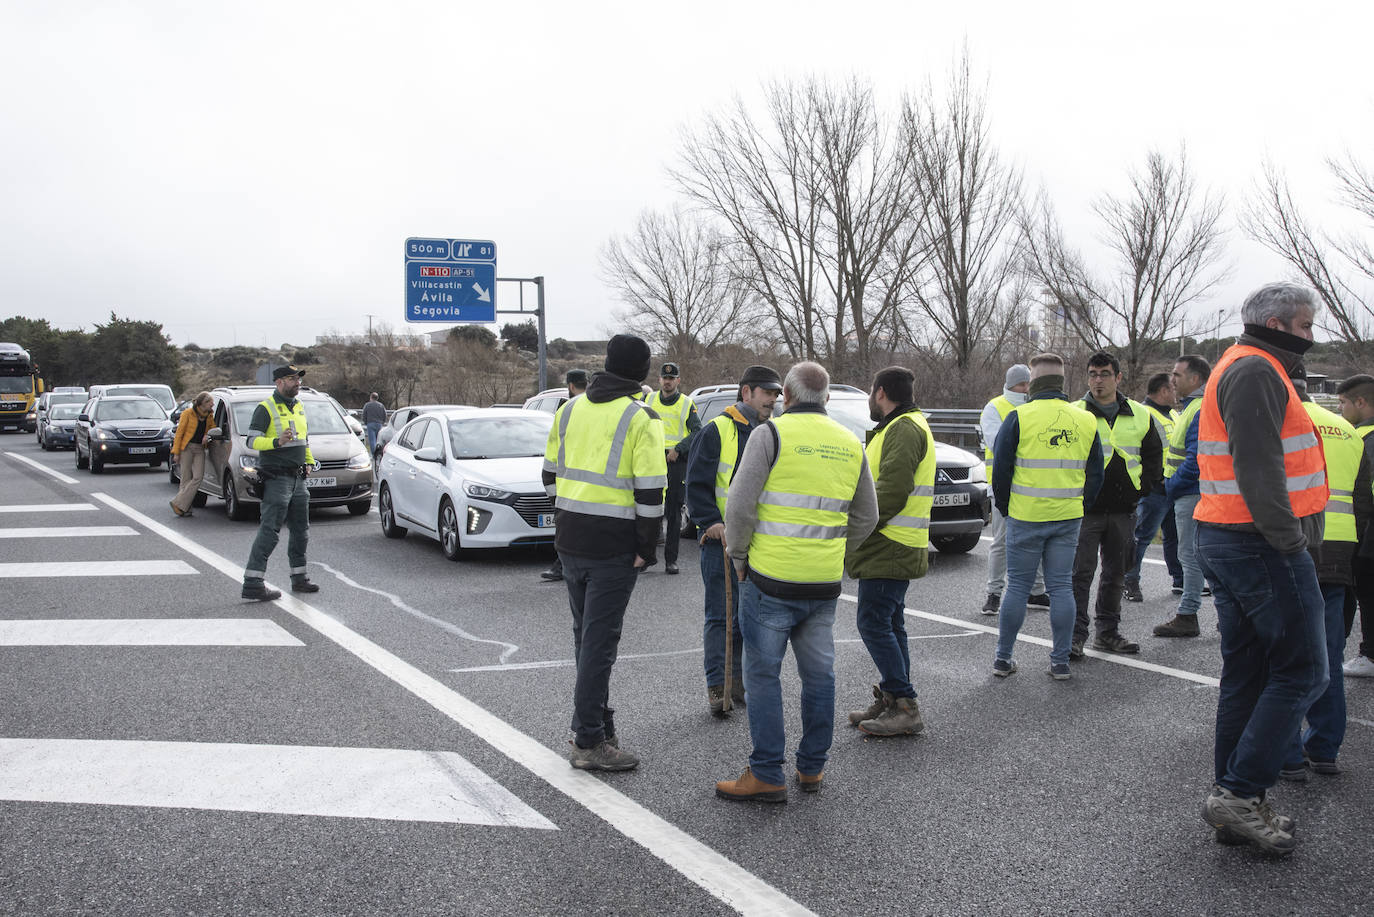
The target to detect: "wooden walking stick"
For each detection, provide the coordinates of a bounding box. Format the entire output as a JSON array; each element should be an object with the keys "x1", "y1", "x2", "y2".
[{"x1": 721, "y1": 540, "x2": 734, "y2": 713}]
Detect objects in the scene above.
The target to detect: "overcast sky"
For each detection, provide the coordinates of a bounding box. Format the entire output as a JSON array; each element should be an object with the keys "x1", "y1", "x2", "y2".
[{"x1": 2, "y1": 1, "x2": 1371, "y2": 351}]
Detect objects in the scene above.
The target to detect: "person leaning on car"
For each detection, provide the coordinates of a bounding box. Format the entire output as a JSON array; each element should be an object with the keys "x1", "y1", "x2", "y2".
[
  {"x1": 170, "y1": 391, "x2": 214, "y2": 518},
  {"x1": 241, "y1": 365, "x2": 321, "y2": 602}
]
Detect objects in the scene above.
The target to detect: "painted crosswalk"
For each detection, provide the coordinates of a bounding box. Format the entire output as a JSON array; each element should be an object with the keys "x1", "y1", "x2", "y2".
[
  {"x1": 0, "y1": 618, "x2": 304, "y2": 646},
  {"x1": 0, "y1": 560, "x2": 197, "y2": 577},
  {"x1": 0, "y1": 503, "x2": 95, "y2": 513},
  {"x1": 0, "y1": 525, "x2": 137, "y2": 538}
]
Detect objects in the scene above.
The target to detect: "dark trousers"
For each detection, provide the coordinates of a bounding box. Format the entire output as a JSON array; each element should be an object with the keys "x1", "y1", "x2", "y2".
[
  {"x1": 1348, "y1": 555, "x2": 1374, "y2": 658},
  {"x1": 562, "y1": 552, "x2": 639, "y2": 748},
  {"x1": 663, "y1": 458, "x2": 687, "y2": 565},
  {"x1": 1072, "y1": 511, "x2": 1134, "y2": 642},
  {"x1": 244, "y1": 472, "x2": 308, "y2": 583}
]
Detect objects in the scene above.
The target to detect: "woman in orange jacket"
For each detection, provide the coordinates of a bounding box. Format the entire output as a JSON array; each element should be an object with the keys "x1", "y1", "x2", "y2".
[{"x1": 170, "y1": 392, "x2": 214, "y2": 517}]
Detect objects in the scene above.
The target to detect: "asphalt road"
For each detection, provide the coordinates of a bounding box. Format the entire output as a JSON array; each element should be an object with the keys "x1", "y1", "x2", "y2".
[{"x1": 1, "y1": 434, "x2": 1371, "y2": 917}]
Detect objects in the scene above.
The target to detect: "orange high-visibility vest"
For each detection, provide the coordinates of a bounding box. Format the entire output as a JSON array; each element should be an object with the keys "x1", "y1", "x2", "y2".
[{"x1": 1195, "y1": 344, "x2": 1327, "y2": 524}]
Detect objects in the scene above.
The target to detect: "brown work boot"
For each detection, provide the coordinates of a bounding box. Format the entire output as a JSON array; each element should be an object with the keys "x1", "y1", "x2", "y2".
[
  {"x1": 847, "y1": 685, "x2": 890, "y2": 727},
  {"x1": 1153, "y1": 615, "x2": 1200, "y2": 637},
  {"x1": 796, "y1": 771, "x2": 824, "y2": 794},
  {"x1": 859, "y1": 696, "x2": 924, "y2": 737},
  {"x1": 707, "y1": 684, "x2": 725, "y2": 715},
  {"x1": 715, "y1": 767, "x2": 787, "y2": 803}
]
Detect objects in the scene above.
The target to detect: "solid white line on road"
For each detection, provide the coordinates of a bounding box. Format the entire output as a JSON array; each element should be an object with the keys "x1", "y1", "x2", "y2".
[
  {"x1": 0, "y1": 560, "x2": 197, "y2": 578},
  {"x1": 3, "y1": 450, "x2": 80, "y2": 484},
  {"x1": 0, "y1": 618, "x2": 305, "y2": 647},
  {"x1": 0, "y1": 503, "x2": 95, "y2": 513},
  {"x1": 838, "y1": 594, "x2": 1221, "y2": 687},
  {"x1": 93, "y1": 492, "x2": 814, "y2": 917},
  {"x1": 0, "y1": 738, "x2": 554, "y2": 828},
  {"x1": 0, "y1": 526, "x2": 136, "y2": 539}
]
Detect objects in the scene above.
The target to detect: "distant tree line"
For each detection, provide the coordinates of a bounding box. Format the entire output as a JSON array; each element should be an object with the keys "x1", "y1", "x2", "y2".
[{"x1": 0, "y1": 313, "x2": 182, "y2": 391}]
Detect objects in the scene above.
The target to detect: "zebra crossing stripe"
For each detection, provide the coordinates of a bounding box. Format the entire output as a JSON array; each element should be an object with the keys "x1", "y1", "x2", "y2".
[
  {"x1": 0, "y1": 618, "x2": 304, "y2": 646},
  {"x1": 0, "y1": 560, "x2": 197, "y2": 578},
  {"x1": 0, "y1": 526, "x2": 137, "y2": 538},
  {"x1": 0, "y1": 503, "x2": 95, "y2": 513}
]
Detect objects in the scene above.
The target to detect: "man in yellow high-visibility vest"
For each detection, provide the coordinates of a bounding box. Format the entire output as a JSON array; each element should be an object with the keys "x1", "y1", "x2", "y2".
[
  {"x1": 647, "y1": 362, "x2": 701, "y2": 575},
  {"x1": 981, "y1": 363, "x2": 1048, "y2": 614},
  {"x1": 1124, "y1": 371, "x2": 1182, "y2": 601}
]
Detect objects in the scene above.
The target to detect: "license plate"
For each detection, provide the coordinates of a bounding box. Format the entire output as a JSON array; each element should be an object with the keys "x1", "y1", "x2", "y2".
[
  {"x1": 537, "y1": 512, "x2": 555, "y2": 528},
  {"x1": 933, "y1": 492, "x2": 970, "y2": 507},
  {"x1": 306, "y1": 476, "x2": 337, "y2": 489},
  {"x1": 128, "y1": 446, "x2": 155, "y2": 455}
]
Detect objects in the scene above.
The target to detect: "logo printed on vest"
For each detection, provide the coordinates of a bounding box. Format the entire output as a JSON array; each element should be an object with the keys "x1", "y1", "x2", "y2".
[{"x1": 1038, "y1": 411, "x2": 1081, "y2": 448}]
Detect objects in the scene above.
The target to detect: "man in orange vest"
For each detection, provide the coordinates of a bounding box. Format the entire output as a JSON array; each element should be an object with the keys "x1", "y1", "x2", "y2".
[{"x1": 1196, "y1": 282, "x2": 1329, "y2": 857}]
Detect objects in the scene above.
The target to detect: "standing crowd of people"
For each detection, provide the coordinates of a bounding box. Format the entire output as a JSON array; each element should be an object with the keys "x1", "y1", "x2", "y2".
[{"x1": 537, "y1": 281, "x2": 1366, "y2": 858}]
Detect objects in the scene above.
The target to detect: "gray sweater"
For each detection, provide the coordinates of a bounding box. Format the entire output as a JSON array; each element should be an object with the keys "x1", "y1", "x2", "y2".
[{"x1": 725, "y1": 404, "x2": 878, "y2": 598}]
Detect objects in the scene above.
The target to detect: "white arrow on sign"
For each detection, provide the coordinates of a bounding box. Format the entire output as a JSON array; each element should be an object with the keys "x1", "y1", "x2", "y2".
[{"x1": 472, "y1": 283, "x2": 491, "y2": 303}]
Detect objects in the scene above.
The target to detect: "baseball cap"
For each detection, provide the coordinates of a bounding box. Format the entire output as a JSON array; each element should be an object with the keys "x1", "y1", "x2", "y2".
[
  {"x1": 739, "y1": 365, "x2": 782, "y2": 392},
  {"x1": 273, "y1": 365, "x2": 306, "y2": 380}
]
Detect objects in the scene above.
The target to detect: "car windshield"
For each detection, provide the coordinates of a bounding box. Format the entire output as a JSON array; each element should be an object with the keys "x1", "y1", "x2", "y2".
[
  {"x1": 104, "y1": 386, "x2": 175, "y2": 411},
  {"x1": 50, "y1": 405, "x2": 81, "y2": 420},
  {"x1": 448, "y1": 414, "x2": 553, "y2": 459},
  {"x1": 94, "y1": 398, "x2": 165, "y2": 421},
  {"x1": 0, "y1": 377, "x2": 33, "y2": 394},
  {"x1": 49, "y1": 393, "x2": 86, "y2": 406}
]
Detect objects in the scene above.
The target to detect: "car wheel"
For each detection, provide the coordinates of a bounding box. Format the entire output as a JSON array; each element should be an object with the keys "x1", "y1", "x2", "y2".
[
  {"x1": 169, "y1": 463, "x2": 180, "y2": 486},
  {"x1": 76, "y1": 442, "x2": 88, "y2": 470},
  {"x1": 931, "y1": 533, "x2": 981, "y2": 554},
  {"x1": 347, "y1": 499, "x2": 371, "y2": 516},
  {"x1": 148, "y1": 458, "x2": 161, "y2": 468},
  {"x1": 439, "y1": 498, "x2": 462, "y2": 561},
  {"x1": 90, "y1": 453, "x2": 104, "y2": 474},
  {"x1": 378, "y1": 485, "x2": 407, "y2": 539},
  {"x1": 191, "y1": 491, "x2": 208, "y2": 509},
  {"x1": 224, "y1": 471, "x2": 252, "y2": 521},
  {"x1": 40, "y1": 436, "x2": 49, "y2": 451}
]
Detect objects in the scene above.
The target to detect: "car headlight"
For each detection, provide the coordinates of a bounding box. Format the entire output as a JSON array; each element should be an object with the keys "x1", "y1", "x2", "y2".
[
  {"x1": 346, "y1": 452, "x2": 372, "y2": 470},
  {"x1": 968, "y1": 463, "x2": 987, "y2": 484},
  {"x1": 26, "y1": 411, "x2": 36, "y2": 421},
  {"x1": 464, "y1": 482, "x2": 512, "y2": 501},
  {"x1": 95, "y1": 428, "x2": 115, "y2": 440},
  {"x1": 238, "y1": 456, "x2": 259, "y2": 474}
]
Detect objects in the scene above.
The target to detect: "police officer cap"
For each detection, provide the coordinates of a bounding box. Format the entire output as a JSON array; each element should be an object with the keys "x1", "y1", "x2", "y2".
[
  {"x1": 739, "y1": 365, "x2": 782, "y2": 391},
  {"x1": 660, "y1": 362, "x2": 680, "y2": 378},
  {"x1": 566, "y1": 369, "x2": 589, "y2": 386},
  {"x1": 273, "y1": 364, "x2": 306, "y2": 380}
]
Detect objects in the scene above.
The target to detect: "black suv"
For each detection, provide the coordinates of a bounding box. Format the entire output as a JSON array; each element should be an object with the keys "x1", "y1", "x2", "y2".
[
  {"x1": 687, "y1": 383, "x2": 991, "y2": 553},
  {"x1": 74, "y1": 395, "x2": 173, "y2": 473}
]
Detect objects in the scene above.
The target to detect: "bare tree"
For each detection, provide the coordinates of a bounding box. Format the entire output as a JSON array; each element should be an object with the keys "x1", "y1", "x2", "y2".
[
  {"x1": 1021, "y1": 148, "x2": 1229, "y2": 385},
  {"x1": 1242, "y1": 155, "x2": 1374, "y2": 342},
  {"x1": 601, "y1": 207, "x2": 757, "y2": 359},
  {"x1": 901, "y1": 52, "x2": 1025, "y2": 373}
]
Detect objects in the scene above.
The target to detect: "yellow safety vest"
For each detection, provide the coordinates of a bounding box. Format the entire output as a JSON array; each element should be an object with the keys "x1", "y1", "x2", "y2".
[
  {"x1": 1144, "y1": 403, "x2": 1175, "y2": 446},
  {"x1": 648, "y1": 392, "x2": 696, "y2": 448},
  {"x1": 1077, "y1": 397, "x2": 1152, "y2": 490},
  {"x1": 747, "y1": 412, "x2": 865, "y2": 584},
  {"x1": 1165, "y1": 395, "x2": 1205, "y2": 479},
  {"x1": 249, "y1": 396, "x2": 315, "y2": 465},
  {"x1": 543, "y1": 395, "x2": 668, "y2": 520},
  {"x1": 1303, "y1": 401, "x2": 1360, "y2": 543},
  {"x1": 866, "y1": 410, "x2": 936, "y2": 548},
  {"x1": 710, "y1": 410, "x2": 742, "y2": 518},
  {"x1": 1007, "y1": 399, "x2": 1099, "y2": 522},
  {"x1": 983, "y1": 395, "x2": 1015, "y2": 474}
]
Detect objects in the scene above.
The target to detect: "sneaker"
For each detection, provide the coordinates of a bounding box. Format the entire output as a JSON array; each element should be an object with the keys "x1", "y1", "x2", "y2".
[
  {"x1": 240, "y1": 583, "x2": 281, "y2": 602},
  {"x1": 1201, "y1": 584, "x2": 1212, "y2": 597},
  {"x1": 1171, "y1": 578, "x2": 1184, "y2": 595},
  {"x1": 1342, "y1": 654, "x2": 1374, "y2": 678},
  {"x1": 1215, "y1": 796, "x2": 1297, "y2": 846},
  {"x1": 1278, "y1": 763, "x2": 1309, "y2": 783},
  {"x1": 291, "y1": 578, "x2": 320, "y2": 594},
  {"x1": 1153, "y1": 615, "x2": 1200, "y2": 638},
  {"x1": 795, "y1": 771, "x2": 823, "y2": 794},
  {"x1": 665, "y1": 562, "x2": 679, "y2": 575},
  {"x1": 1049, "y1": 663, "x2": 1071, "y2": 680},
  {"x1": 981, "y1": 593, "x2": 1000, "y2": 615},
  {"x1": 1202, "y1": 786, "x2": 1296, "y2": 855},
  {"x1": 1306, "y1": 757, "x2": 1341, "y2": 776},
  {"x1": 539, "y1": 566, "x2": 563, "y2": 582},
  {"x1": 1093, "y1": 631, "x2": 1140, "y2": 654},
  {"x1": 170, "y1": 501, "x2": 186, "y2": 517},
  {"x1": 847, "y1": 685, "x2": 889, "y2": 726},
  {"x1": 1069, "y1": 640, "x2": 1085, "y2": 661},
  {"x1": 569, "y1": 739, "x2": 639, "y2": 772},
  {"x1": 992, "y1": 659, "x2": 1017, "y2": 678},
  {"x1": 1027, "y1": 593, "x2": 1051, "y2": 608},
  {"x1": 707, "y1": 684, "x2": 726, "y2": 715},
  {"x1": 1123, "y1": 583, "x2": 1144, "y2": 603},
  {"x1": 715, "y1": 767, "x2": 786, "y2": 802},
  {"x1": 858, "y1": 696, "x2": 924, "y2": 736}
]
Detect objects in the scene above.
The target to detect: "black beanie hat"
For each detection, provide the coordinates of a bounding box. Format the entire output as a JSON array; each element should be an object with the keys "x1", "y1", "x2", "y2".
[{"x1": 604, "y1": 334, "x2": 652, "y2": 382}]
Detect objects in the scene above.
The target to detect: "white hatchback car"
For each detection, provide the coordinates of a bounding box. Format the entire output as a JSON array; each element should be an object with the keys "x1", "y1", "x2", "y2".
[{"x1": 376, "y1": 407, "x2": 556, "y2": 558}]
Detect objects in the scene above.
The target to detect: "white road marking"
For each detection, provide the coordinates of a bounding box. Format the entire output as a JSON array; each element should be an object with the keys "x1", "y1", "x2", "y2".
[
  {"x1": 0, "y1": 560, "x2": 197, "y2": 578},
  {"x1": 3, "y1": 450, "x2": 80, "y2": 484},
  {"x1": 0, "y1": 618, "x2": 304, "y2": 646},
  {"x1": 0, "y1": 738, "x2": 554, "y2": 828},
  {"x1": 0, "y1": 526, "x2": 136, "y2": 539},
  {"x1": 0, "y1": 503, "x2": 95, "y2": 513},
  {"x1": 312, "y1": 560, "x2": 519, "y2": 664},
  {"x1": 974, "y1": 533, "x2": 1168, "y2": 566},
  {"x1": 93, "y1": 492, "x2": 813, "y2": 917}
]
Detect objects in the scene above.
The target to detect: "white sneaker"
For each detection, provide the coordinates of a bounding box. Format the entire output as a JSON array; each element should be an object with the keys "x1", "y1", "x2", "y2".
[{"x1": 1342, "y1": 655, "x2": 1374, "y2": 678}]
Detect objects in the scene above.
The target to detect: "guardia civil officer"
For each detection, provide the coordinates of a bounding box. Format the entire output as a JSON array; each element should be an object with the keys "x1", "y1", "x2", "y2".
[
  {"x1": 648, "y1": 362, "x2": 700, "y2": 573},
  {"x1": 241, "y1": 365, "x2": 319, "y2": 601}
]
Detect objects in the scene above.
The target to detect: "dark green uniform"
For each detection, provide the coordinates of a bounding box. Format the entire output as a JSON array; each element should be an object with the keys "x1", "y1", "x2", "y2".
[{"x1": 243, "y1": 392, "x2": 316, "y2": 589}]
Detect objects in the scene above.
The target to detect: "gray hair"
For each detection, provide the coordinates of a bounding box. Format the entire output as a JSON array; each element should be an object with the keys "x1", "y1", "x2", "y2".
[
  {"x1": 1241, "y1": 282, "x2": 1319, "y2": 327},
  {"x1": 783, "y1": 361, "x2": 829, "y2": 405}
]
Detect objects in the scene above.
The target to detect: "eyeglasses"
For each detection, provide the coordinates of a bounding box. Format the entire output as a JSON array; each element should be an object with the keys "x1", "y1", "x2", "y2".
[{"x1": 1087, "y1": 371, "x2": 1116, "y2": 380}]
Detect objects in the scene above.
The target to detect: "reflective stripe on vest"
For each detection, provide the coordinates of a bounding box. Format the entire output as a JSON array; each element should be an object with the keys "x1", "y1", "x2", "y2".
[
  {"x1": 983, "y1": 395, "x2": 1015, "y2": 473},
  {"x1": 1144, "y1": 403, "x2": 1175, "y2": 447},
  {"x1": 866, "y1": 410, "x2": 936, "y2": 548},
  {"x1": 710, "y1": 412, "x2": 740, "y2": 518},
  {"x1": 1303, "y1": 401, "x2": 1361, "y2": 543},
  {"x1": 1164, "y1": 396, "x2": 1204, "y2": 479},
  {"x1": 747, "y1": 412, "x2": 864, "y2": 584},
  {"x1": 544, "y1": 395, "x2": 668, "y2": 520},
  {"x1": 648, "y1": 392, "x2": 695, "y2": 447},
  {"x1": 1077, "y1": 397, "x2": 1151, "y2": 490},
  {"x1": 252, "y1": 397, "x2": 310, "y2": 461},
  {"x1": 1007, "y1": 399, "x2": 1099, "y2": 522},
  {"x1": 1194, "y1": 345, "x2": 1328, "y2": 524}
]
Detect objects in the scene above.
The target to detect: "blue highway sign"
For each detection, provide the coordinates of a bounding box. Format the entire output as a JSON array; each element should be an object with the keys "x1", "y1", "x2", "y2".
[{"x1": 404, "y1": 237, "x2": 498, "y2": 323}]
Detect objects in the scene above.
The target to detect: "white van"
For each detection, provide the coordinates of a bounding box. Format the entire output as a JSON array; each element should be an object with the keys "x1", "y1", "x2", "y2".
[{"x1": 88, "y1": 383, "x2": 176, "y2": 416}]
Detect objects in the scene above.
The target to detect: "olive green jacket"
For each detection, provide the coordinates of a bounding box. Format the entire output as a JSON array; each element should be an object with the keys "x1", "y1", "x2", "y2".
[{"x1": 844, "y1": 405, "x2": 930, "y2": 581}]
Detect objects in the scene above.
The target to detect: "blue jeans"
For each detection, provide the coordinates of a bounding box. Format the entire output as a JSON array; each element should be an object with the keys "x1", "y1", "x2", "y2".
[
  {"x1": 855, "y1": 578, "x2": 915, "y2": 699},
  {"x1": 365, "y1": 421, "x2": 382, "y2": 456},
  {"x1": 997, "y1": 517, "x2": 1080, "y2": 666},
  {"x1": 1199, "y1": 526, "x2": 1328, "y2": 797},
  {"x1": 1173, "y1": 493, "x2": 1207, "y2": 616},
  {"x1": 739, "y1": 582, "x2": 836, "y2": 785},
  {"x1": 699, "y1": 538, "x2": 743, "y2": 688},
  {"x1": 1285, "y1": 583, "x2": 1347, "y2": 766},
  {"x1": 1126, "y1": 489, "x2": 1181, "y2": 585}
]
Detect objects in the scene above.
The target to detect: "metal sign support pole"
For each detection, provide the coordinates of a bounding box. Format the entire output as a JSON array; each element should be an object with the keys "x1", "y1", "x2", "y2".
[{"x1": 496, "y1": 275, "x2": 548, "y2": 393}]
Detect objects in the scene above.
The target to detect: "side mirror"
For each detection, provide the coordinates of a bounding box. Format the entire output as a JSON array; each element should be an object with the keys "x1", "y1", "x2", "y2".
[
  {"x1": 78, "y1": 414, "x2": 90, "y2": 423},
  {"x1": 414, "y1": 446, "x2": 444, "y2": 464}
]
